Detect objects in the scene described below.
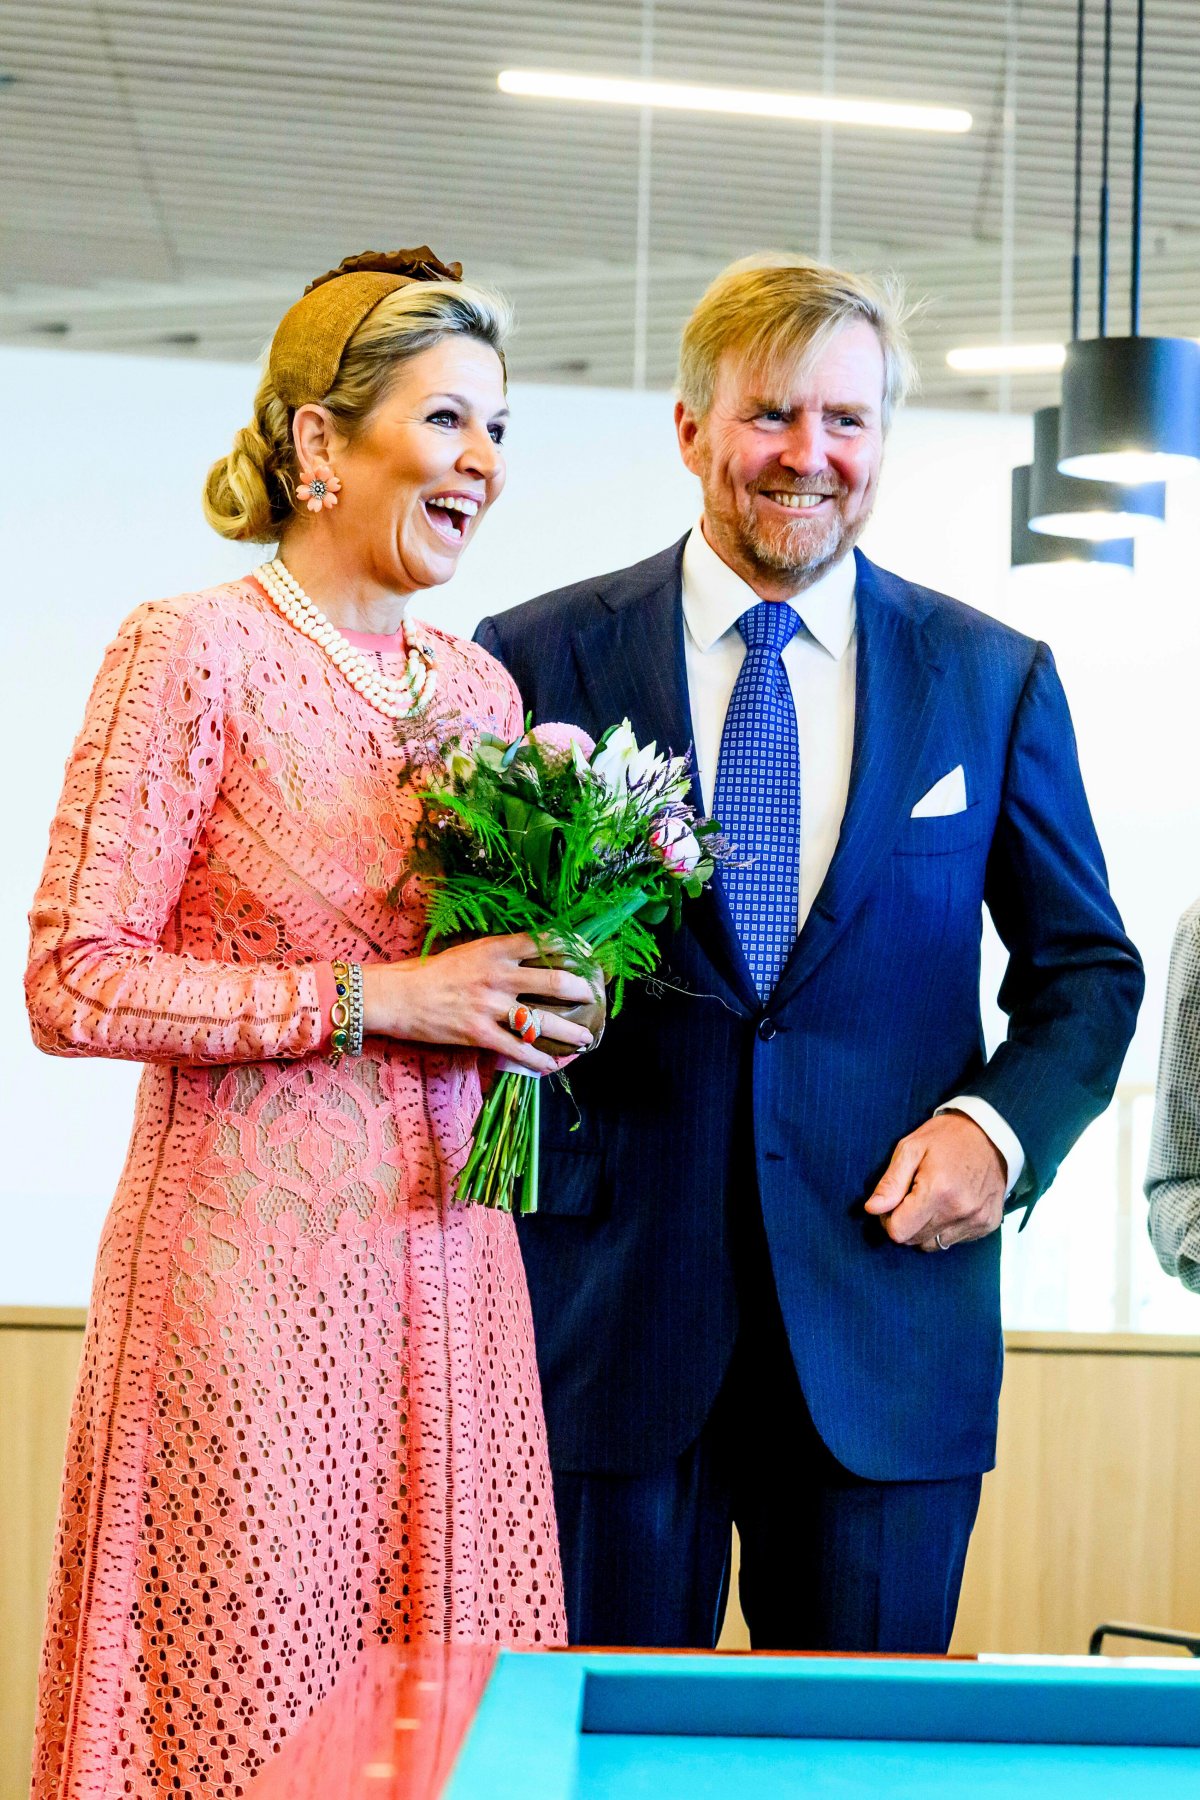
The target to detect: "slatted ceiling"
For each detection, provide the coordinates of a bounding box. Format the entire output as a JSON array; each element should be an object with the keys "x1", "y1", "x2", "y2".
[
  {"x1": 0, "y1": 71, "x2": 1189, "y2": 223},
  {"x1": 2, "y1": 0, "x2": 1198, "y2": 405}
]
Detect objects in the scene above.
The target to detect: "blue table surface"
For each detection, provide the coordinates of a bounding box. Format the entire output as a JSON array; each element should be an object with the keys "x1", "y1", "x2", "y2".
[{"x1": 444, "y1": 1651, "x2": 1200, "y2": 1800}]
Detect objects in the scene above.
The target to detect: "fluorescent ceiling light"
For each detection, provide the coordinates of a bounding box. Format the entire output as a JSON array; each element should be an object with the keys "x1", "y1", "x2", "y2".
[
  {"x1": 498, "y1": 70, "x2": 972, "y2": 135},
  {"x1": 946, "y1": 343, "x2": 1067, "y2": 375}
]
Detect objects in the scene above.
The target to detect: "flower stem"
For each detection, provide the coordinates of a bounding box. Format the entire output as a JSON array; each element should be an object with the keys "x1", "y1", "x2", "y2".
[
  {"x1": 456, "y1": 897, "x2": 648, "y2": 1214},
  {"x1": 519, "y1": 1079, "x2": 541, "y2": 1215},
  {"x1": 457, "y1": 1068, "x2": 541, "y2": 1212}
]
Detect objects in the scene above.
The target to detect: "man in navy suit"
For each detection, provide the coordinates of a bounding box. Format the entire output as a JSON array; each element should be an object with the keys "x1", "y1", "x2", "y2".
[{"x1": 475, "y1": 255, "x2": 1143, "y2": 1653}]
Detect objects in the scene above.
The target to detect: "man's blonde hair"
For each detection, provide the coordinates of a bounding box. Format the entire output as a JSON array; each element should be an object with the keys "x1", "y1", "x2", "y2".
[{"x1": 678, "y1": 254, "x2": 917, "y2": 430}]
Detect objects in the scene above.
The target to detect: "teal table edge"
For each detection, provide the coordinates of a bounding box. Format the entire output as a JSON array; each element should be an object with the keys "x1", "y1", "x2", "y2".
[{"x1": 443, "y1": 1651, "x2": 1200, "y2": 1800}]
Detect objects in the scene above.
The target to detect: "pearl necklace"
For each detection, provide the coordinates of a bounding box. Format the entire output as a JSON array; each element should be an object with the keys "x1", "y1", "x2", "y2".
[{"x1": 253, "y1": 558, "x2": 437, "y2": 721}]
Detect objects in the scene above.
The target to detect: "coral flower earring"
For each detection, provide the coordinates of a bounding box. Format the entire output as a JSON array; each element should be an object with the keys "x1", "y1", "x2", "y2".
[{"x1": 296, "y1": 464, "x2": 342, "y2": 513}]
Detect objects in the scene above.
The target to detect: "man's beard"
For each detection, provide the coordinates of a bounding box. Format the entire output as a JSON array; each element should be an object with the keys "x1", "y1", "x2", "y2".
[
  {"x1": 735, "y1": 488, "x2": 866, "y2": 588},
  {"x1": 703, "y1": 479, "x2": 870, "y2": 593}
]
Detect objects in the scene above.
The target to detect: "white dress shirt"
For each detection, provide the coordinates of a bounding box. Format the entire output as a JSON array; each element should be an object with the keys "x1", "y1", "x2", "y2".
[{"x1": 680, "y1": 521, "x2": 1025, "y2": 1197}]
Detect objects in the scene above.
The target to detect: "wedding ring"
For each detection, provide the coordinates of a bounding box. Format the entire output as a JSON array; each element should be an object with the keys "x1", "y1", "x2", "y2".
[
  {"x1": 935, "y1": 1230, "x2": 950, "y2": 1251},
  {"x1": 506, "y1": 1002, "x2": 542, "y2": 1045}
]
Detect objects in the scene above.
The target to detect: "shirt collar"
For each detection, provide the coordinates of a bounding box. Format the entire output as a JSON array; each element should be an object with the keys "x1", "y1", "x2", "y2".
[{"x1": 681, "y1": 518, "x2": 857, "y2": 660}]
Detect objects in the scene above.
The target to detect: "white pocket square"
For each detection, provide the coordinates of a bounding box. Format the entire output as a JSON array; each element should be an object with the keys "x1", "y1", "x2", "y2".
[{"x1": 911, "y1": 766, "x2": 967, "y2": 818}]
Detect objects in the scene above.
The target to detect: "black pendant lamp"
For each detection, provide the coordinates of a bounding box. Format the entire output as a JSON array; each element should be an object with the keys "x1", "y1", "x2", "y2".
[
  {"x1": 1058, "y1": 0, "x2": 1200, "y2": 483},
  {"x1": 1028, "y1": 404, "x2": 1162, "y2": 537},
  {"x1": 1013, "y1": 464, "x2": 1134, "y2": 568},
  {"x1": 1027, "y1": 0, "x2": 1165, "y2": 537}
]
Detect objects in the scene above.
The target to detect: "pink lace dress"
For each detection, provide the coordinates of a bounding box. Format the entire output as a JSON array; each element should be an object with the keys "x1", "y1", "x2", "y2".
[{"x1": 25, "y1": 577, "x2": 565, "y2": 1800}]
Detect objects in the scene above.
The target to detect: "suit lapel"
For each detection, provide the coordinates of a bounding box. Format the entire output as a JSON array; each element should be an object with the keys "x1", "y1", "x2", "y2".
[
  {"x1": 571, "y1": 536, "x2": 760, "y2": 1012},
  {"x1": 570, "y1": 538, "x2": 694, "y2": 766},
  {"x1": 771, "y1": 552, "x2": 950, "y2": 1011}
]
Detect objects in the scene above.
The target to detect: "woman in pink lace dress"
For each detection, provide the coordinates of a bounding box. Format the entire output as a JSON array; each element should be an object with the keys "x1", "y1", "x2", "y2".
[{"x1": 25, "y1": 250, "x2": 591, "y2": 1799}]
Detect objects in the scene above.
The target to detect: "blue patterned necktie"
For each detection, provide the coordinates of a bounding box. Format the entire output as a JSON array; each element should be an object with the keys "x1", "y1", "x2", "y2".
[{"x1": 713, "y1": 601, "x2": 802, "y2": 998}]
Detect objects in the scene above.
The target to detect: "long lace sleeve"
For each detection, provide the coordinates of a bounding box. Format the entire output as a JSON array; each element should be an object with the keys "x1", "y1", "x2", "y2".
[{"x1": 25, "y1": 597, "x2": 329, "y2": 1064}]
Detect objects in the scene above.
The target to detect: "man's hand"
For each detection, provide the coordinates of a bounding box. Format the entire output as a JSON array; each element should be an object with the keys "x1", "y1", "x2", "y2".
[{"x1": 864, "y1": 1112, "x2": 1006, "y2": 1251}]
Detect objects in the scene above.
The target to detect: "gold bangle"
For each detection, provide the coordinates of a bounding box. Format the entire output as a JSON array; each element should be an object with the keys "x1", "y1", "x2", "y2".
[{"x1": 330, "y1": 960, "x2": 352, "y2": 1065}]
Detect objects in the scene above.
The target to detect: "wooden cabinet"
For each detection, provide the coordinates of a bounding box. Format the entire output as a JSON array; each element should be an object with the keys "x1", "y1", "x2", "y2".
[
  {"x1": 1, "y1": 1311, "x2": 87, "y2": 1800},
  {"x1": 951, "y1": 1332, "x2": 1200, "y2": 1656},
  {"x1": 719, "y1": 1332, "x2": 1200, "y2": 1655},
  {"x1": 6, "y1": 1318, "x2": 1200, "y2": 1799}
]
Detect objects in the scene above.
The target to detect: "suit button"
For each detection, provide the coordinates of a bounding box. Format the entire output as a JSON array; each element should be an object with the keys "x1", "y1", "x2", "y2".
[{"x1": 757, "y1": 1016, "x2": 778, "y2": 1042}]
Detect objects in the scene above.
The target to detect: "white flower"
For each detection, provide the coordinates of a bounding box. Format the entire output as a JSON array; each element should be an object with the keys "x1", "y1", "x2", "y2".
[
  {"x1": 651, "y1": 814, "x2": 703, "y2": 877},
  {"x1": 592, "y1": 720, "x2": 650, "y2": 792},
  {"x1": 593, "y1": 716, "x2": 672, "y2": 795}
]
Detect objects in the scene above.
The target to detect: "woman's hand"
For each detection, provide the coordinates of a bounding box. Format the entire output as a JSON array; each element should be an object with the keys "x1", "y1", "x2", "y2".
[{"x1": 361, "y1": 934, "x2": 599, "y2": 1074}]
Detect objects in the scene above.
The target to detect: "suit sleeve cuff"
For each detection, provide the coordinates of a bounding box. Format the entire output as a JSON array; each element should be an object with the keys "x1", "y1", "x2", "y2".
[{"x1": 936, "y1": 1096, "x2": 1026, "y2": 1198}]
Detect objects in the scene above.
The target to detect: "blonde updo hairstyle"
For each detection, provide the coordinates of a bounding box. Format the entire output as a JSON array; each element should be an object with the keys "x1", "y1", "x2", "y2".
[{"x1": 204, "y1": 278, "x2": 513, "y2": 544}]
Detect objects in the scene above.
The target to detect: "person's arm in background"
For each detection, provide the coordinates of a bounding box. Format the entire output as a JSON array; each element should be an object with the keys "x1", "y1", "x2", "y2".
[{"x1": 1145, "y1": 902, "x2": 1200, "y2": 1294}]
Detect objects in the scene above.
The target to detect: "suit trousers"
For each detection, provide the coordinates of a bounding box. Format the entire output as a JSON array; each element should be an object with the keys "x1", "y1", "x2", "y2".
[{"x1": 552, "y1": 1200, "x2": 983, "y2": 1652}]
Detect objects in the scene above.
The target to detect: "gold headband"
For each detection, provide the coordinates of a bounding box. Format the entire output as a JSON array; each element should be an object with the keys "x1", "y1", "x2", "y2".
[{"x1": 268, "y1": 247, "x2": 464, "y2": 410}]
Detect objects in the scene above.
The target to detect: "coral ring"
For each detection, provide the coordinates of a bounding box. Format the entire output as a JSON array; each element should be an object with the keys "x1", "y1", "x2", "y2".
[{"x1": 507, "y1": 1003, "x2": 542, "y2": 1046}]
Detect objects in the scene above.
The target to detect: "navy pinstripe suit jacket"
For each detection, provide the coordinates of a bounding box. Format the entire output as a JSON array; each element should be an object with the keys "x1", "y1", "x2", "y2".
[{"x1": 474, "y1": 540, "x2": 1143, "y2": 1482}]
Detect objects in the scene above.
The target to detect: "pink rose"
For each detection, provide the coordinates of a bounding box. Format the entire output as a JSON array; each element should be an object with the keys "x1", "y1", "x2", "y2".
[{"x1": 651, "y1": 815, "x2": 703, "y2": 877}]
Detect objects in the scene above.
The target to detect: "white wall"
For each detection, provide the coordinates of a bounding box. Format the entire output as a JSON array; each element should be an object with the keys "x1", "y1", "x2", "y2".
[{"x1": 3, "y1": 346, "x2": 1198, "y2": 1316}]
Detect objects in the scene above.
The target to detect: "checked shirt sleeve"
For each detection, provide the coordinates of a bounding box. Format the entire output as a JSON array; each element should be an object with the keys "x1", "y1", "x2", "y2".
[{"x1": 1145, "y1": 902, "x2": 1200, "y2": 1294}]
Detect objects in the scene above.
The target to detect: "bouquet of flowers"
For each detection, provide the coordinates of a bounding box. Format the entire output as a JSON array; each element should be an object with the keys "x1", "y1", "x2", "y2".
[{"x1": 414, "y1": 718, "x2": 725, "y2": 1213}]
